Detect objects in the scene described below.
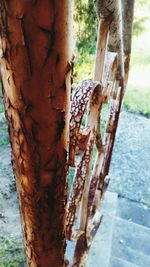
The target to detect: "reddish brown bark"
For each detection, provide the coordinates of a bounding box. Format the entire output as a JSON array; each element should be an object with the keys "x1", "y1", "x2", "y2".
[{"x1": 0, "y1": 1, "x2": 73, "y2": 266}]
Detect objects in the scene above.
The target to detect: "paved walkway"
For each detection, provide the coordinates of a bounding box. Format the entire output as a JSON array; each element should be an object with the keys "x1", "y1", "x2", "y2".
[
  {"x1": 87, "y1": 111, "x2": 150, "y2": 267},
  {"x1": 109, "y1": 111, "x2": 150, "y2": 206}
]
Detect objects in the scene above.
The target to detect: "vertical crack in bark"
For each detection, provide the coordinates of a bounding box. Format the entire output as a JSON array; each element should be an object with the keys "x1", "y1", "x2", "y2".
[{"x1": 20, "y1": 16, "x2": 33, "y2": 74}]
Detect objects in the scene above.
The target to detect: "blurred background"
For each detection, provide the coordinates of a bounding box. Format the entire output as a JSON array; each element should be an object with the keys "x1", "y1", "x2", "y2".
[{"x1": 73, "y1": 0, "x2": 150, "y2": 117}]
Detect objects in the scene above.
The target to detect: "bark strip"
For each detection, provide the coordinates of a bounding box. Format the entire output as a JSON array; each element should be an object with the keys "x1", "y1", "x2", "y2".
[{"x1": 0, "y1": 1, "x2": 73, "y2": 266}]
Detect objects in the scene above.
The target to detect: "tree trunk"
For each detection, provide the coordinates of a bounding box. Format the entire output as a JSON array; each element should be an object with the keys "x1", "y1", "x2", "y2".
[{"x1": 0, "y1": 1, "x2": 73, "y2": 266}]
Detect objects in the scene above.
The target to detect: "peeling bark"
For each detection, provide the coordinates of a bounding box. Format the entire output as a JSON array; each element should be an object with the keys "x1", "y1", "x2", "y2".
[{"x1": 0, "y1": 1, "x2": 73, "y2": 266}]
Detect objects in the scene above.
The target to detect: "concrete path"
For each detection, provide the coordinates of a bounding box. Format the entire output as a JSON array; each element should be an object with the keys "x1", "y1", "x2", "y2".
[{"x1": 109, "y1": 111, "x2": 150, "y2": 206}]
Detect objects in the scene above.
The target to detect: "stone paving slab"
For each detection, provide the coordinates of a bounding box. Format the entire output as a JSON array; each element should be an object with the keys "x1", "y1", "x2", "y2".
[
  {"x1": 111, "y1": 217, "x2": 150, "y2": 267},
  {"x1": 86, "y1": 191, "x2": 118, "y2": 267},
  {"x1": 66, "y1": 191, "x2": 118, "y2": 266},
  {"x1": 109, "y1": 256, "x2": 141, "y2": 267},
  {"x1": 116, "y1": 197, "x2": 150, "y2": 228},
  {"x1": 111, "y1": 241, "x2": 150, "y2": 267}
]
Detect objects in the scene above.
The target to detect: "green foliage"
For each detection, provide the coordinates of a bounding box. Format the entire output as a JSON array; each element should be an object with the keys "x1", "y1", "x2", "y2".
[
  {"x1": 132, "y1": 0, "x2": 150, "y2": 37},
  {"x1": 137, "y1": 0, "x2": 150, "y2": 8},
  {"x1": 74, "y1": 53, "x2": 95, "y2": 86},
  {"x1": 133, "y1": 17, "x2": 147, "y2": 36},
  {"x1": 74, "y1": 0, "x2": 97, "y2": 55}
]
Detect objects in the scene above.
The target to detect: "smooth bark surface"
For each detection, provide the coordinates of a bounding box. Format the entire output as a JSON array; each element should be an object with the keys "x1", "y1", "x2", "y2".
[{"x1": 0, "y1": 1, "x2": 73, "y2": 266}]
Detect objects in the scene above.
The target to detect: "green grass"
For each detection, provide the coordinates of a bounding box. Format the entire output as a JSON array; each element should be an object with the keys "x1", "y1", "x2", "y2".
[
  {"x1": 123, "y1": 18, "x2": 150, "y2": 117},
  {"x1": 0, "y1": 238, "x2": 25, "y2": 267},
  {"x1": 0, "y1": 82, "x2": 4, "y2": 113},
  {"x1": 0, "y1": 104, "x2": 4, "y2": 113},
  {"x1": 124, "y1": 87, "x2": 150, "y2": 117},
  {"x1": 0, "y1": 136, "x2": 9, "y2": 146},
  {"x1": 0, "y1": 114, "x2": 9, "y2": 146},
  {"x1": 123, "y1": 64, "x2": 150, "y2": 117}
]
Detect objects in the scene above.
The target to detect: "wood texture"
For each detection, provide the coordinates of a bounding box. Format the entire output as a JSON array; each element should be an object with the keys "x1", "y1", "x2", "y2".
[{"x1": 0, "y1": 1, "x2": 73, "y2": 266}]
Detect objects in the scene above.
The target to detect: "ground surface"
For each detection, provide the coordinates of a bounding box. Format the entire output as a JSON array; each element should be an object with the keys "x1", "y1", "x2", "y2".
[
  {"x1": 0, "y1": 109, "x2": 150, "y2": 266},
  {"x1": 109, "y1": 111, "x2": 150, "y2": 206}
]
